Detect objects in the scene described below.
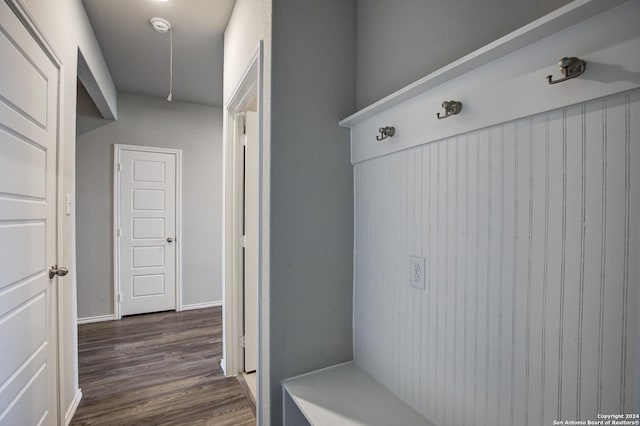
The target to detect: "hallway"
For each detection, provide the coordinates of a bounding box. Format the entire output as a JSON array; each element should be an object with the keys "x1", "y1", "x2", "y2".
[{"x1": 71, "y1": 307, "x2": 255, "y2": 425}]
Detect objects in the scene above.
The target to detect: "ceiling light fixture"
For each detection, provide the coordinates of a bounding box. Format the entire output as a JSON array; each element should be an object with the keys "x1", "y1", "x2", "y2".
[
  {"x1": 150, "y1": 16, "x2": 171, "y2": 33},
  {"x1": 150, "y1": 17, "x2": 173, "y2": 101}
]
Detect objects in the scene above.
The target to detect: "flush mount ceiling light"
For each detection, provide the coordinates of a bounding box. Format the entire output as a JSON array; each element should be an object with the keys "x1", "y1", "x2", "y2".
[
  {"x1": 150, "y1": 17, "x2": 174, "y2": 101},
  {"x1": 150, "y1": 17, "x2": 171, "y2": 33}
]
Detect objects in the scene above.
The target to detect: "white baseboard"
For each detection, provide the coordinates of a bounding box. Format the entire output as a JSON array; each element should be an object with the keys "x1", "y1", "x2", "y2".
[
  {"x1": 64, "y1": 388, "x2": 82, "y2": 425},
  {"x1": 77, "y1": 314, "x2": 116, "y2": 324},
  {"x1": 181, "y1": 300, "x2": 222, "y2": 311}
]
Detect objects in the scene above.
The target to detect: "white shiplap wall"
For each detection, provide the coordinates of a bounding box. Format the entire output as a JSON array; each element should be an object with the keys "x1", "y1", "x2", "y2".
[{"x1": 354, "y1": 89, "x2": 639, "y2": 426}]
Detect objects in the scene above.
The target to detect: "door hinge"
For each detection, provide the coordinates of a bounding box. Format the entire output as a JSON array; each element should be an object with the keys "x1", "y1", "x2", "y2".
[
  {"x1": 117, "y1": 228, "x2": 122, "y2": 237},
  {"x1": 240, "y1": 335, "x2": 246, "y2": 348},
  {"x1": 240, "y1": 235, "x2": 246, "y2": 248},
  {"x1": 118, "y1": 294, "x2": 122, "y2": 303},
  {"x1": 117, "y1": 162, "x2": 122, "y2": 172}
]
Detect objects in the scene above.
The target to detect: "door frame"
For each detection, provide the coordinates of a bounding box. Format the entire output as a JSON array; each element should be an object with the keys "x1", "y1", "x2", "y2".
[
  {"x1": 3, "y1": 0, "x2": 65, "y2": 422},
  {"x1": 222, "y1": 42, "x2": 263, "y2": 378},
  {"x1": 113, "y1": 144, "x2": 183, "y2": 319}
]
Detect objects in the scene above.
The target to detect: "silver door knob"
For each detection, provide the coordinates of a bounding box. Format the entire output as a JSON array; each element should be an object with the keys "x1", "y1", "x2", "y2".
[
  {"x1": 167, "y1": 237, "x2": 174, "y2": 243},
  {"x1": 49, "y1": 265, "x2": 69, "y2": 279}
]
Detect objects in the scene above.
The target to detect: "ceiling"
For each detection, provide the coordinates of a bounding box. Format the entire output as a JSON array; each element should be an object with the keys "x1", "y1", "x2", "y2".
[{"x1": 82, "y1": 0, "x2": 236, "y2": 107}]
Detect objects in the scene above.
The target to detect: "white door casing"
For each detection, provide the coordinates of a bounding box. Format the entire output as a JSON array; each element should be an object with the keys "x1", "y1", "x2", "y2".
[
  {"x1": 114, "y1": 145, "x2": 182, "y2": 317},
  {"x1": 243, "y1": 111, "x2": 258, "y2": 372},
  {"x1": 0, "y1": 1, "x2": 60, "y2": 424},
  {"x1": 222, "y1": 41, "x2": 266, "y2": 423}
]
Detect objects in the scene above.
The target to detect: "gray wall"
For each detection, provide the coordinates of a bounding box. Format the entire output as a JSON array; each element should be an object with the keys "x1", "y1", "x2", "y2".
[
  {"x1": 76, "y1": 92, "x2": 223, "y2": 318},
  {"x1": 356, "y1": 0, "x2": 573, "y2": 108},
  {"x1": 269, "y1": 0, "x2": 356, "y2": 423}
]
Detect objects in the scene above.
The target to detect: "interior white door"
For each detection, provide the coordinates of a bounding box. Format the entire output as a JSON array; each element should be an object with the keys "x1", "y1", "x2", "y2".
[
  {"x1": 243, "y1": 111, "x2": 259, "y2": 372},
  {"x1": 117, "y1": 146, "x2": 178, "y2": 316},
  {"x1": 0, "y1": 2, "x2": 60, "y2": 424}
]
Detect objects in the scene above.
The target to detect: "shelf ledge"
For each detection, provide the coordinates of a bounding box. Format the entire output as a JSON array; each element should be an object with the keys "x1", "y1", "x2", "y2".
[{"x1": 339, "y1": 0, "x2": 627, "y2": 128}]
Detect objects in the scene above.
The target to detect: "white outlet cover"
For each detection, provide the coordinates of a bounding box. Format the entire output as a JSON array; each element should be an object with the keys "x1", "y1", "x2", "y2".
[{"x1": 409, "y1": 256, "x2": 426, "y2": 290}]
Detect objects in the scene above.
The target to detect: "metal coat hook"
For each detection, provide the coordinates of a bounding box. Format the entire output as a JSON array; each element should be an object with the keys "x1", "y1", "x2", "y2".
[
  {"x1": 436, "y1": 100, "x2": 463, "y2": 119},
  {"x1": 376, "y1": 126, "x2": 395, "y2": 141},
  {"x1": 547, "y1": 57, "x2": 586, "y2": 84}
]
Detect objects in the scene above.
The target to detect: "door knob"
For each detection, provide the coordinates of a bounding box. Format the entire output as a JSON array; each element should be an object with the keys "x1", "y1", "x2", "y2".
[
  {"x1": 167, "y1": 237, "x2": 174, "y2": 243},
  {"x1": 49, "y1": 265, "x2": 69, "y2": 279}
]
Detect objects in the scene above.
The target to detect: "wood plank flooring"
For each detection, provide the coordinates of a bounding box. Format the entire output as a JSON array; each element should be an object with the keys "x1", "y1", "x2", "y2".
[{"x1": 71, "y1": 307, "x2": 255, "y2": 425}]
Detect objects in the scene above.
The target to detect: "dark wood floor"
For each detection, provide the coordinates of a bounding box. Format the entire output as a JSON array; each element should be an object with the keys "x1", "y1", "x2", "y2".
[{"x1": 71, "y1": 307, "x2": 255, "y2": 426}]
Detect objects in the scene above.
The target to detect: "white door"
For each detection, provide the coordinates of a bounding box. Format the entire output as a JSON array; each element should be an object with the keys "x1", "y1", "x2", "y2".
[
  {"x1": 243, "y1": 112, "x2": 258, "y2": 372},
  {"x1": 0, "y1": 2, "x2": 60, "y2": 425},
  {"x1": 116, "y1": 146, "x2": 179, "y2": 316}
]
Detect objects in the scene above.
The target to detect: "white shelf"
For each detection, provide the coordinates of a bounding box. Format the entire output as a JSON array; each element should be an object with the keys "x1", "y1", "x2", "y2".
[
  {"x1": 339, "y1": 0, "x2": 628, "y2": 128},
  {"x1": 340, "y1": 0, "x2": 640, "y2": 164},
  {"x1": 282, "y1": 362, "x2": 435, "y2": 426}
]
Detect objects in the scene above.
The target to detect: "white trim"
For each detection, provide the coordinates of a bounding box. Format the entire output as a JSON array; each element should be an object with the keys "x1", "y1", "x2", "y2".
[
  {"x1": 64, "y1": 389, "x2": 82, "y2": 426},
  {"x1": 181, "y1": 301, "x2": 223, "y2": 311},
  {"x1": 339, "y1": 0, "x2": 627, "y2": 128},
  {"x1": 222, "y1": 43, "x2": 264, "y2": 391},
  {"x1": 222, "y1": 41, "x2": 263, "y2": 376},
  {"x1": 113, "y1": 144, "x2": 183, "y2": 319},
  {"x1": 77, "y1": 315, "x2": 116, "y2": 325},
  {"x1": 342, "y1": 0, "x2": 640, "y2": 164}
]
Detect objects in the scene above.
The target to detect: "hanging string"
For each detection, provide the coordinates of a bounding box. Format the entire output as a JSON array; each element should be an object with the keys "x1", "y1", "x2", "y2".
[{"x1": 167, "y1": 26, "x2": 173, "y2": 101}]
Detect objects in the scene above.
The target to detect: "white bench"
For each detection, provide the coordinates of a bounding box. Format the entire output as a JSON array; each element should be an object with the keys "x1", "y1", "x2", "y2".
[{"x1": 282, "y1": 362, "x2": 435, "y2": 426}]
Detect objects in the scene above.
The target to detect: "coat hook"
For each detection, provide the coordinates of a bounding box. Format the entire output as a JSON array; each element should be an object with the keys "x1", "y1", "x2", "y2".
[
  {"x1": 376, "y1": 126, "x2": 395, "y2": 141},
  {"x1": 547, "y1": 57, "x2": 586, "y2": 84},
  {"x1": 436, "y1": 100, "x2": 462, "y2": 119}
]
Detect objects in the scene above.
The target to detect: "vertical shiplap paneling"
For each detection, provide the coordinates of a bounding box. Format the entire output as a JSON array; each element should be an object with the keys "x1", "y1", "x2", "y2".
[
  {"x1": 625, "y1": 90, "x2": 639, "y2": 414},
  {"x1": 580, "y1": 98, "x2": 605, "y2": 417},
  {"x1": 498, "y1": 122, "x2": 516, "y2": 426},
  {"x1": 561, "y1": 103, "x2": 585, "y2": 419},
  {"x1": 487, "y1": 125, "x2": 502, "y2": 426},
  {"x1": 464, "y1": 133, "x2": 479, "y2": 426},
  {"x1": 601, "y1": 93, "x2": 627, "y2": 414},
  {"x1": 512, "y1": 117, "x2": 532, "y2": 424},
  {"x1": 526, "y1": 113, "x2": 546, "y2": 426},
  {"x1": 619, "y1": 93, "x2": 631, "y2": 414},
  {"x1": 542, "y1": 108, "x2": 563, "y2": 423},
  {"x1": 433, "y1": 142, "x2": 443, "y2": 424},
  {"x1": 353, "y1": 88, "x2": 640, "y2": 425},
  {"x1": 445, "y1": 136, "x2": 456, "y2": 425},
  {"x1": 453, "y1": 135, "x2": 467, "y2": 425},
  {"x1": 475, "y1": 129, "x2": 490, "y2": 426},
  {"x1": 428, "y1": 141, "x2": 439, "y2": 417}
]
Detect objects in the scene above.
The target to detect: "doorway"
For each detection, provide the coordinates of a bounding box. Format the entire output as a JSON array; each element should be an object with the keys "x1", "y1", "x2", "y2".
[
  {"x1": 242, "y1": 111, "x2": 258, "y2": 373},
  {"x1": 222, "y1": 43, "x2": 263, "y2": 408},
  {"x1": 113, "y1": 144, "x2": 182, "y2": 317}
]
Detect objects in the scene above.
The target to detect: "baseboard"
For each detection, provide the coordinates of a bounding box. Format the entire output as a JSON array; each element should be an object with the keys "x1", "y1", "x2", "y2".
[
  {"x1": 180, "y1": 300, "x2": 222, "y2": 311},
  {"x1": 64, "y1": 388, "x2": 82, "y2": 425},
  {"x1": 77, "y1": 314, "x2": 116, "y2": 324}
]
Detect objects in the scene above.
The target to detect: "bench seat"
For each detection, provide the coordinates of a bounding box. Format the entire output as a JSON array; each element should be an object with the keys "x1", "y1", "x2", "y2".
[{"x1": 282, "y1": 362, "x2": 435, "y2": 426}]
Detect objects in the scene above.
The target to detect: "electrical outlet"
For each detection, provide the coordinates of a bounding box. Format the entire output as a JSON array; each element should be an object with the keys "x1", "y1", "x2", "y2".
[{"x1": 409, "y1": 256, "x2": 426, "y2": 290}]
